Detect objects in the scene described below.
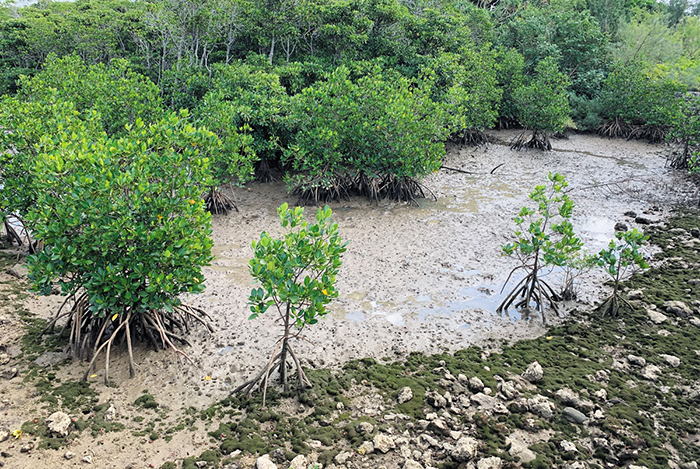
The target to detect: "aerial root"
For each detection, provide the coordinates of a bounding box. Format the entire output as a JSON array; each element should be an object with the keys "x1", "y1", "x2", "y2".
[
  {"x1": 510, "y1": 131, "x2": 551, "y2": 151},
  {"x1": 233, "y1": 341, "x2": 312, "y2": 406},
  {"x1": 205, "y1": 187, "x2": 238, "y2": 215},
  {"x1": 497, "y1": 270, "x2": 560, "y2": 324}
]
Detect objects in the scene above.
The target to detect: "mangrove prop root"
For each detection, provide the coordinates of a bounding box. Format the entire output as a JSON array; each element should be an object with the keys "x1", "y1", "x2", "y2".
[
  {"x1": 33, "y1": 296, "x2": 215, "y2": 382},
  {"x1": 497, "y1": 269, "x2": 560, "y2": 323},
  {"x1": 628, "y1": 124, "x2": 669, "y2": 144},
  {"x1": 234, "y1": 340, "x2": 312, "y2": 406},
  {"x1": 597, "y1": 117, "x2": 634, "y2": 139},
  {"x1": 510, "y1": 131, "x2": 552, "y2": 151},
  {"x1": 450, "y1": 129, "x2": 487, "y2": 146},
  {"x1": 205, "y1": 188, "x2": 239, "y2": 215}
]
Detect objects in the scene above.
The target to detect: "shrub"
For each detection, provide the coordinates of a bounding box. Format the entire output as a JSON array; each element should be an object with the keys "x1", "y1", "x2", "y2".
[
  {"x1": 286, "y1": 66, "x2": 448, "y2": 203},
  {"x1": 27, "y1": 111, "x2": 217, "y2": 383},
  {"x1": 511, "y1": 57, "x2": 570, "y2": 151},
  {"x1": 237, "y1": 203, "x2": 346, "y2": 404},
  {"x1": 498, "y1": 173, "x2": 583, "y2": 322}
]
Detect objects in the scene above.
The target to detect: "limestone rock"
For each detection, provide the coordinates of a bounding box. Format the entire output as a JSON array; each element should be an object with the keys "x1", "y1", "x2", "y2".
[
  {"x1": 0, "y1": 427, "x2": 9, "y2": 443},
  {"x1": 560, "y1": 440, "x2": 577, "y2": 453},
  {"x1": 660, "y1": 354, "x2": 681, "y2": 367},
  {"x1": 527, "y1": 395, "x2": 555, "y2": 419},
  {"x1": 404, "y1": 460, "x2": 424, "y2": 469},
  {"x1": 7, "y1": 263, "x2": 28, "y2": 278},
  {"x1": 627, "y1": 289, "x2": 643, "y2": 300},
  {"x1": 255, "y1": 455, "x2": 277, "y2": 469},
  {"x1": 104, "y1": 404, "x2": 116, "y2": 422},
  {"x1": 627, "y1": 355, "x2": 646, "y2": 367},
  {"x1": 82, "y1": 455, "x2": 93, "y2": 464},
  {"x1": 498, "y1": 381, "x2": 520, "y2": 400},
  {"x1": 648, "y1": 310, "x2": 668, "y2": 324},
  {"x1": 334, "y1": 451, "x2": 353, "y2": 465},
  {"x1": 357, "y1": 421, "x2": 374, "y2": 435},
  {"x1": 373, "y1": 433, "x2": 395, "y2": 453},
  {"x1": 562, "y1": 407, "x2": 587, "y2": 424},
  {"x1": 665, "y1": 300, "x2": 693, "y2": 317},
  {"x1": 522, "y1": 362, "x2": 543, "y2": 383},
  {"x1": 468, "y1": 377, "x2": 485, "y2": 392},
  {"x1": 477, "y1": 457, "x2": 503, "y2": 469},
  {"x1": 691, "y1": 318, "x2": 700, "y2": 327},
  {"x1": 47, "y1": 411, "x2": 72, "y2": 437},
  {"x1": 288, "y1": 455, "x2": 306, "y2": 469},
  {"x1": 640, "y1": 364, "x2": 662, "y2": 381},
  {"x1": 398, "y1": 386, "x2": 414, "y2": 404},
  {"x1": 357, "y1": 441, "x2": 374, "y2": 455},
  {"x1": 452, "y1": 436, "x2": 479, "y2": 462},
  {"x1": 64, "y1": 451, "x2": 76, "y2": 460},
  {"x1": 506, "y1": 436, "x2": 536, "y2": 463},
  {"x1": 427, "y1": 418, "x2": 450, "y2": 436},
  {"x1": 555, "y1": 388, "x2": 593, "y2": 410},
  {"x1": 425, "y1": 390, "x2": 447, "y2": 409}
]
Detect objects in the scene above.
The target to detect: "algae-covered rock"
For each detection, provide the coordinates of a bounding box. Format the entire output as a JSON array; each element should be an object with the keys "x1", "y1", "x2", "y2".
[
  {"x1": 522, "y1": 362, "x2": 543, "y2": 383},
  {"x1": 627, "y1": 354, "x2": 646, "y2": 367},
  {"x1": 562, "y1": 407, "x2": 587, "y2": 424},
  {"x1": 452, "y1": 436, "x2": 478, "y2": 462},
  {"x1": 46, "y1": 411, "x2": 72, "y2": 437},
  {"x1": 373, "y1": 433, "x2": 395, "y2": 453},
  {"x1": 664, "y1": 300, "x2": 693, "y2": 317}
]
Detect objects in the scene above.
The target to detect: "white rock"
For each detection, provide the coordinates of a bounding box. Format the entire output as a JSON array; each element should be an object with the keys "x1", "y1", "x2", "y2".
[
  {"x1": 289, "y1": 455, "x2": 307, "y2": 469},
  {"x1": 640, "y1": 364, "x2": 662, "y2": 381},
  {"x1": 82, "y1": 455, "x2": 93, "y2": 464},
  {"x1": 64, "y1": 451, "x2": 76, "y2": 460},
  {"x1": 373, "y1": 433, "x2": 395, "y2": 453},
  {"x1": 357, "y1": 421, "x2": 374, "y2": 434},
  {"x1": 498, "y1": 381, "x2": 520, "y2": 400},
  {"x1": 593, "y1": 388, "x2": 607, "y2": 400},
  {"x1": 627, "y1": 355, "x2": 646, "y2": 367},
  {"x1": 104, "y1": 404, "x2": 116, "y2": 422},
  {"x1": 664, "y1": 300, "x2": 693, "y2": 317},
  {"x1": 648, "y1": 309, "x2": 668, "y2": 324},
  {"x1": 527, "y1": 395, "x2": 555, "y2": 419},
  {"x1": 560, "y1": 440, "x2": 577, "y2": 453},
  {"x1": 506, "y1": 436, "x2": 536, "y2": 463},
  {"x1": 47, "y1": 411, "x2": 72, "y2": 437},
  {"x1": 660, "y1": 354, "x2": 681, "y2": 367},
  {"x1": 334, "y1": 451, "x2": 353, "y2": 464},
  {"x1": 522, "y1": 362, "x2": 543, "y2": 383},
  {"x1": 398, "y1": 386, "x2": 414, "y2": 404},
  {"x1": 628, "y1": 289, "x2": 644, "y2": 300},
  {"x1": 404, "y1": 460, "x2": 424, "y2": 469},
  {"x1": 468, "y1": 377, "x2": 485, "y2": 392},
  {"x1": 0, "y1": 427, "x2": 9, "y2": 443},
  {"x1": 477, "y1": 457, "x2": 503, "y2": 469},
  {"x1": 347, "y1": 441, "x2": 368, "y2": 457},
  {"x1": 256, "y1": 455, "x2": 278, "y2": 469},
  {"x1": 452, "y1": 436, "x2": 478, "y2": 462}
]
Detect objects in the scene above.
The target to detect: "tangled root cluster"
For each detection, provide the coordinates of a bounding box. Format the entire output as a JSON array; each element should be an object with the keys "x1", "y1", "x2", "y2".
[
  {"x1": 510, "y1": 131, "x2": 552, "y2": 151},
  {"x1": 40, "y1": 293, "x2": 213, "y2": 384},
  {"x1": 449, "y1": 129, "x2": 488, "y2": 146},
  {"x1": 291, "y1": 171, "x2": 434, "y2": 206}
]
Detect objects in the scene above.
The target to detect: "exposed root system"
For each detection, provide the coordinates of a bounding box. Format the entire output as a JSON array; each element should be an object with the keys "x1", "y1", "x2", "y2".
[
  {"x1": 450, "y1": 129, "x2": 487, "y2": 146},
  {"x1": 233, "y1": 340, "x2": 312, "y2": 406},
  {"x1": 38, "y1": 292, "x2": 213, "y2": 384},
  {"x1": 628, "y1": 124, "x2": 669, "y2": 144},
  {"x1": 668, "y1": 140, "x2": 698, "y2": 170},
  {"x1": 599, "y1": 294, "x2": 633, "y2": 317},
  {"x1": 597, "y1": 117, "x2": 633, "y2": 139},
  {"x1": 510, "y1": 130, "x2": 552, "y2": 151},
  {"x1": 205, "y1": 187, "x2": 238, "y2": 215},
  {"x1": 255, "y1": 157, "x2": 277, "y2": 183},
  {"x1": 496, "y1": 117, "x2": 519, "y2": 130},
  {"x1": 497, "y1": 267, "x2": 561, "y2": 323}
]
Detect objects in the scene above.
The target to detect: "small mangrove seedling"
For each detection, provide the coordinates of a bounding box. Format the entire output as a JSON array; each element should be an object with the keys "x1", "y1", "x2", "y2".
[
  {"x1": 594, "y1": 228, "x2": 649, "y2": 316},
  {"x1": 236, "y1": 203, "x2": 347, "y2": 405},
  {"x1": 498, "y1": 172, "x2": 583, "y2": 322}
]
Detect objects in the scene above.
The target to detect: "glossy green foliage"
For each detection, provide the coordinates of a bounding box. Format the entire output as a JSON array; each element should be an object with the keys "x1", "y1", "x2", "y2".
[
  {"x1": 514, "y1": 57, "x2": 571, "y2": 134},
  {"x1": 502, "y1": 173, "x2": 583, "y2": 269},
  {"x1": 248, "y1": 203, "x2": 346, "y2": 328},
  {"x1": 425, "y1": 47, "x2": 502, "y2": 137},
  {"x1": 600, "y1": 60, "x2": 686, "y2": 126},
  {"x1": 198, "y1": 62, "x2": 291, "y2": 168},
  {"x1": 19, "y1": 54, "x2": 165, "y2": 136},
  {"x1": 26, "y1": 111, "x2": 216, "y2": 317},
  {"x1": 0, "y1": 92, "x2": 104, "y2": 218},
  {"x1": 493, "y1": 47, "x2": 525, "y2": 127},
  {"x1": 668, "y1": 93, "x2": 700, "y2": 171},
  {"x1": 595, "y1": 229, "x2": 649, "y2": 281},
  {"x1": 286, "y1": 66, "x2": 448, "y2": 191}
]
